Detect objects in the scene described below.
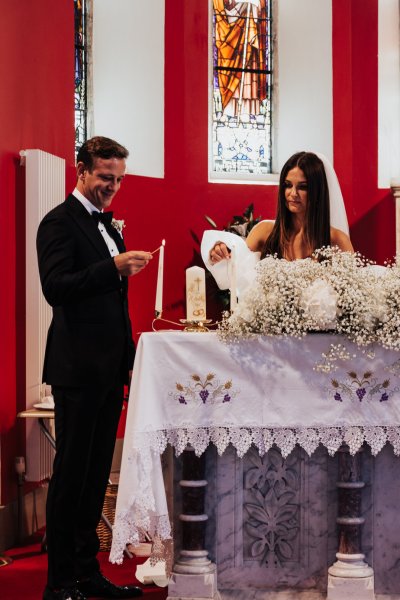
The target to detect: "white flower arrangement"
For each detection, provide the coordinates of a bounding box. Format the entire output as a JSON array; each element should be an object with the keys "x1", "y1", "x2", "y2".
[
  {"x1": 218, "y1": 247, "x2": 400, "y2": 351},
  {"x1": 111, "y1": 218, "x2": 125, "y2": 236},
  {"x1": 299, "y1": 278, "x2": 338, "y2": 330}
]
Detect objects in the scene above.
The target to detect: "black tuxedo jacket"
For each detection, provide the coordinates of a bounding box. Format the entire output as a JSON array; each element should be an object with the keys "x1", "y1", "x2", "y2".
[{"x1": 36, "y1": 194, "x2": 135, "y2": 387}]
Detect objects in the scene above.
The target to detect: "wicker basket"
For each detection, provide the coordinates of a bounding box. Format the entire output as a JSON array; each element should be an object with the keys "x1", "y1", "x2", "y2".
[{"x1": 97, "y1": 483, "x2": 118, "y2": 551}]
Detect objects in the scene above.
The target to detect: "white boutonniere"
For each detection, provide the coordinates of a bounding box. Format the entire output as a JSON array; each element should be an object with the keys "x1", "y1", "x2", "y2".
[{"x1": 111, "y1": 218, "x2": 125, "y2": 237}]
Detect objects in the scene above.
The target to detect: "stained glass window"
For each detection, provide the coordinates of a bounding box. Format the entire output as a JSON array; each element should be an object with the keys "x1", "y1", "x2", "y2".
[
  {"x1": 211, "y1": 0, "x2": 273, "y2": 178},
  {"x1": 75, "y1": 0, "x2": 88, "y2": 156}
]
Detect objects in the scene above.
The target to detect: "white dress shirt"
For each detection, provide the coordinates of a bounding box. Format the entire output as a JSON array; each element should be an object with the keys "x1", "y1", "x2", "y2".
[{"x1": 72, "y1": 188, "x2": 120, "y2": 258}]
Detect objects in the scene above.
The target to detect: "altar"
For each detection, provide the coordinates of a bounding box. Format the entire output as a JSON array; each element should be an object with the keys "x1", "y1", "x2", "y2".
[{"x1": 111, "y1": 331, "x2": 400, "y2": 599}]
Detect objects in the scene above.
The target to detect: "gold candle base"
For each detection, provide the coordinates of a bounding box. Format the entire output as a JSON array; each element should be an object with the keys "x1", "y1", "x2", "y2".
[{"x1": 179, "y1": 319, "x2": 212, "y2": 332}]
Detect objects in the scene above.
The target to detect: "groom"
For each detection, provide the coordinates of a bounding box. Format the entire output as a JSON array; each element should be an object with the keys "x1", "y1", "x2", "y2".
[{"x1": 37, "y1": 136, "x2": 152, "y2": 600}]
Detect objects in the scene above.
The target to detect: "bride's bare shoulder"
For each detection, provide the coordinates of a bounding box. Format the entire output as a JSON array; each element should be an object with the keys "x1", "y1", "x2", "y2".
[
  {"x1": 330, "y1": 226, "x2": 354, "y2": 252},
  {"x1": 247, "y1": 220, "x2": 275, "y2": 252}
]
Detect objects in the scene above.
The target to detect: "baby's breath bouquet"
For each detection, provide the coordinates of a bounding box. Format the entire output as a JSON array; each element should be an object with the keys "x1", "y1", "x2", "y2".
[{"x1": 218, "y1": 247, "x2": 400, "y2": 351}]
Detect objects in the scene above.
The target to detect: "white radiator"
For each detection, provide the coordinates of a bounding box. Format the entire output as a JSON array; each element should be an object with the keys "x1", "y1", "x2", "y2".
[{"x1": 22, "y1": 149, "x2": 65, "y2": 481}]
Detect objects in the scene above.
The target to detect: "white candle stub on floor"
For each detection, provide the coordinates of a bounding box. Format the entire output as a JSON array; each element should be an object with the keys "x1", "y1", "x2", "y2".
[{"x1": 135, "y1": 557, "x2": 168, "y2": 587}]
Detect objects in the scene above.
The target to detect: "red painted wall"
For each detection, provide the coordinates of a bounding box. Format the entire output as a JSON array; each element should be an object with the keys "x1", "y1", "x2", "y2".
[
  {"x1": 0, "y1": 0, "x2": 395, "y2": 507},
  {"x1": 0, "y1": 1, "x2": 75, "y2": 504},
  {"x1": 333, "y1": 0, "x2": 393, "y2": 263},
  {"x1": 112, "y1": 0, "x2": 394, "y2": 343},
  {"x1": 111, "y1": 0, "x2": 278, "y2": 338}
]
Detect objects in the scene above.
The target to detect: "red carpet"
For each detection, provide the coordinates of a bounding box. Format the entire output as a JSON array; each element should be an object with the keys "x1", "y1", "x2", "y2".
[{"x1": 0, "y1": 533, "x2": 168, "y2": 600}]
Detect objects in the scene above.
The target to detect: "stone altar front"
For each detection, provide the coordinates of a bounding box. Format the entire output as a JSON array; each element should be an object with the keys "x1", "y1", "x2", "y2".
[
  {"x1": 110, "y1": 332, "x2": 400, "y2": 599},
  {"x1": 170, "y1": 443, "x2": 400, "y2": 599}
]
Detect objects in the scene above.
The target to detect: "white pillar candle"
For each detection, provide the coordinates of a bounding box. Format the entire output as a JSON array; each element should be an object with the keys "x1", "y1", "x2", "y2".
[
  {"x1": 186, "y1": 266, "x2": 206, "y2": 321},
  {"x1": 155, "y1": 240, "x2": 165, "y2": 316},
  {"x1": 230, "y1": 245, "x2": 237, "y2": 312}
]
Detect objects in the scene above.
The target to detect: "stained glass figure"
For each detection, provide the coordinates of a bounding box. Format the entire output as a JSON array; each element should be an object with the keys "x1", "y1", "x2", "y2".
[
  {"x1": 75, "y1": 0, "x2": 87, "y2": 156},
  {"x1": 212, "y1": 0, "x2": 272, "y2": 176}
]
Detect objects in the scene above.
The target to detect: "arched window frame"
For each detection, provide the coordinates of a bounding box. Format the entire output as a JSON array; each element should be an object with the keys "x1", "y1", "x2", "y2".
[
  {"x1": 75, "y1": 0, "x2": 89, "y2": 156},
  {"x1": 209, "y1": 0, "x2": 276, "y2": 183}
]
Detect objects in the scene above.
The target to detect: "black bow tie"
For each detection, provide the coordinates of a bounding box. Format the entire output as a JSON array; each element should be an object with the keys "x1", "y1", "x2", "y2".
[{"x1": 92, "y1": 211, "x2": 113, "y2": 227}]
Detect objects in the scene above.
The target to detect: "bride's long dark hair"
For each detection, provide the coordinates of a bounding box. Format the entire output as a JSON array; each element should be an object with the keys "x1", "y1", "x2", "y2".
[{"x1": 262, "y1": 152, "x2": 331, "y2": 258}]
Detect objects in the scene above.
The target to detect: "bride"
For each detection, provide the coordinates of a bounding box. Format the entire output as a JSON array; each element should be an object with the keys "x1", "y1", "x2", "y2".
[{"x1": 202, "y1": 152, "x2": 354, "y2": 295}]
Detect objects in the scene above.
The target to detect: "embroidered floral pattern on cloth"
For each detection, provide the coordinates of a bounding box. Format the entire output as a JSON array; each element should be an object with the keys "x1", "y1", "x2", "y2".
[
  {"x1": 110, "y1": 331, "x2": 400, "y2": 565},
  {"x1": 170, "y1": 373, "x2": 237, "y2": 405},
  {"x1": 329, "y1": 369, "x2": 398, "y2": 403}
]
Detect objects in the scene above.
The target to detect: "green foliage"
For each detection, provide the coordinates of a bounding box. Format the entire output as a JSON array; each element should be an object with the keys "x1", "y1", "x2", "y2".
[{"x1": 205, "y1": 203, "x2": 262, "y2": 239}]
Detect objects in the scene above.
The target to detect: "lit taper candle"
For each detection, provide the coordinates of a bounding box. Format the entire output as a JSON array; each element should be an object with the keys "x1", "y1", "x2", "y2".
[{"x1": 155, "y1": 239, "x2": 165, "y2": 317}]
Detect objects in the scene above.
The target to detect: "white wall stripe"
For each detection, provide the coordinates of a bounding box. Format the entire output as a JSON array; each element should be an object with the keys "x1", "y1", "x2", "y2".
[
  {"x1": 378, "y1": 0, "x2": 400, "y2": 189},
  {"x1": 92, "y1": 0, "x2": 165, "y2": 178}
]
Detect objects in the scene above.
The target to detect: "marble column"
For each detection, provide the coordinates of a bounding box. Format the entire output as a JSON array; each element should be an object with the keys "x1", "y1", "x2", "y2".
[
  {"x1": 167, "y1": 446, "x2": 219, "y2": 600},
  {"x1": 327, "y1": 445, "x2": 374, "y2": 599},
  {"x1": 390, "y1": 178, "x2": 400, "y2": 258}
]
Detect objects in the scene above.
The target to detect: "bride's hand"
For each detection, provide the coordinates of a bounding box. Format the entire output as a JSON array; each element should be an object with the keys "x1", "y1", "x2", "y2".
[{"x1": 210, "y1": 241, "x2": 230, "y2": 263}]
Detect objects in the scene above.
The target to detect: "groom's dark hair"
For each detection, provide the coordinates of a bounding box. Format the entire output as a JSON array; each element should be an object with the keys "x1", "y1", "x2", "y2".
[{"x1": 77, "y1": 136, "x2": 129, "y2": 172}]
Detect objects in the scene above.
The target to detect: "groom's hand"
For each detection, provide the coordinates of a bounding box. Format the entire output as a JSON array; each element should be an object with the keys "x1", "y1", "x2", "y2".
[{"x1": 114, "y1": 251, "x2": 152, "y2": 276}]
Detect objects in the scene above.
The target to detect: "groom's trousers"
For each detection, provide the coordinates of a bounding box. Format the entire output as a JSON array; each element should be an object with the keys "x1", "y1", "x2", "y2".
[{"x1": 45, "y1": 380, "x2": 123, "y2": 589}]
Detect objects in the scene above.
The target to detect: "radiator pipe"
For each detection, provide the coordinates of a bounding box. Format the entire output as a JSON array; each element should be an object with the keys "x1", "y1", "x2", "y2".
[{"x1": 15, "y1": 456, "x2": 26, "y2": 545}]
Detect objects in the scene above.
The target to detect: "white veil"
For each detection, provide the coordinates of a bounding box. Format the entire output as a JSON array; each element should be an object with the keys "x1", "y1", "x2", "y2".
[
  {"x1": 316, "y1": 152, "x2": 349, "y2": 235},
  {"x1": 201, "y1": 152, "x2": 350, "y2": 294}
]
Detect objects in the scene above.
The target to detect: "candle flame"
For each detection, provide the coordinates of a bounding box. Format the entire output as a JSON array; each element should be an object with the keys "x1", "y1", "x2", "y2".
[{"x1": 162, "y1": 239, "x2": 166, "y2": 246}]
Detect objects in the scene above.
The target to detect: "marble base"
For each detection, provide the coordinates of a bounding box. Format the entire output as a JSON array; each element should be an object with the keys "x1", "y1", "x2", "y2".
[
  {"x1": 327, "y1": 574, "x2": 375, "y2": 599},
  {"x1": 167, "y1": 568, "x2": 218, "y2": 599},
  {"x1": 174, "y1": 550, "x2": 215, "y2": 575},
  {"x1": 328, "y1": 553, "x2": 374, "y2": 579},
  {"x1": 167, "y1": 596, "x2": 221, "y2": 600},
  {"x1": 219, "y1": 591, "x2": 324, "y2": 599},
  {"x1": 219, "y1": 592, "x2": 400, "y2": 599},
  {"x1": 167, "y1": 594, "x2": 221, "y2": 600}
]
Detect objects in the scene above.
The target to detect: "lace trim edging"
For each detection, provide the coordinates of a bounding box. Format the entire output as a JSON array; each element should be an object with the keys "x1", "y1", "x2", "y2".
[
  {"x1": 110, "y1": 512, "x2": 171, "y2": 565},
  {"x1": 133, "y1": 425, "x2": 400, "y2": 459}
]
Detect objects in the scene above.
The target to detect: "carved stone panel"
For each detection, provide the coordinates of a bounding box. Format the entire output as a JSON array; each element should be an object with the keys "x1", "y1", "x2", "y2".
[
  {"x1": 242, "y1": 448, "x2": 300, "y2": 567},
  {"x1": 371, "y1": 445, "x2": 400, "y2": 595},
  {"x1": 207, "y1": 445, "x2": 337, "y2": 593}
]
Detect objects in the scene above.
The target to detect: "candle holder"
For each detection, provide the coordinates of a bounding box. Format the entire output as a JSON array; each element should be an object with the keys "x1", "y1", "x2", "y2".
[
  {"x1": 179, "y1": 319, "x2": 213, "y2": 332},
  {"x1": 152, "y1": 315, "x2": 218, "y2": 332}
]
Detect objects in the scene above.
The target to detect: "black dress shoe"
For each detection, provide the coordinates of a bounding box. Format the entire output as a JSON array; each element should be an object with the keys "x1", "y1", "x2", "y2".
[
  {"x1": 43, "y1": 585, "x2": 87, "y2": 600},
  {"x1": 77, "y1": 571, "x2": 143, "y2": 598}
]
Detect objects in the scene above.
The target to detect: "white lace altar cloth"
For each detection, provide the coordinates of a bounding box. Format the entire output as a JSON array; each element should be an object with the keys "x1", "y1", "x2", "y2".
[{"x1": 110, "y1": 331, "x2": 400, "y2": 564}]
